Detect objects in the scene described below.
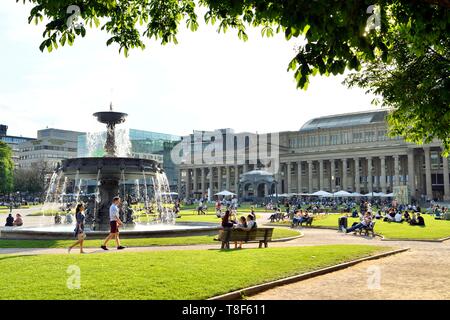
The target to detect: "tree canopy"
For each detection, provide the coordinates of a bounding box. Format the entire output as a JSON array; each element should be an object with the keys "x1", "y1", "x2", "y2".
[
  {"x1": 0, "y1": 141, "x2": 14, "y2": 194},
  {"x1": 17, "y1": 0, "x2": 450, "y2": 151}
]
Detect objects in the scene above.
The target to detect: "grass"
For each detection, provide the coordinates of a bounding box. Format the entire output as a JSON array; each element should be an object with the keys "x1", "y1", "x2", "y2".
[
  {"x1": 0, "y1": 245, "x2": 390, "y2": 300},
  {"x1": 302, "y1": 214, "x2": 450, "y2": 240},
  {"x1": 0, "y1": 227, "x2": 300, "y2": 249}
]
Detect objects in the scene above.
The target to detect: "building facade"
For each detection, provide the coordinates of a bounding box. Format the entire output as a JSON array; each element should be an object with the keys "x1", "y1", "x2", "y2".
[
  {"x1": 0, "y1": 124, "x2": 35, "y2": 166},
  {"x1": 18, "y1": 128, "x2": 83, "y2": 170},
  {"x1": 178, "y1": 110, "x2": 450, "y2": 202}
]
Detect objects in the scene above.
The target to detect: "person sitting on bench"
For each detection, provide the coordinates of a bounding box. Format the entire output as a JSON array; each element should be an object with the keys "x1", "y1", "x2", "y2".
[
  {"x1": 269, "y1": 208, "x2": 282, "y2": 222},
  {"x1": 341, "y1": 213, "x2": 372, "y2": 233},
  {"x1": 292, "y1": 210, "x2": 302, "y2": 227},
  {"x1": 233, "y1": 216, "x2": 248, "y2": 249},
  {"x1": 236, "y1": 214, "x2": 257, "y2": 231}
]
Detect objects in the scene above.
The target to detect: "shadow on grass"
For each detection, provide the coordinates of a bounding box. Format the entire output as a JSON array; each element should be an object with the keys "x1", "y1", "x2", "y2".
[{"x1": 0, "y1": 254, "x2": 38, "y2": 262}]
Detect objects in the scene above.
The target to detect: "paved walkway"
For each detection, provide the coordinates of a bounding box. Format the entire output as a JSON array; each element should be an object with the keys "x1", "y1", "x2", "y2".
[{"x1": 249, "y1": 230, "x2": 450, "y2": 300}]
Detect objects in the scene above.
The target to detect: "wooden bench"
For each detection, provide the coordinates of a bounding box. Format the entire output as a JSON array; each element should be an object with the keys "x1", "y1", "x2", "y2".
[
  {"x1": 300, "y1": 216, "x2": 313, "y2": 227},
  {"x1": 217, "y1": 227, "x2": 274, "y2": 249},
  {"x1": 354, "y1": 222, "x2": 376, "y2": 237}
]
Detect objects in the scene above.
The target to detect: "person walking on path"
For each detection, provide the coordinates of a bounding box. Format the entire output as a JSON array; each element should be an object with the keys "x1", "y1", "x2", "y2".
[
  {"x1": 101, "y1": 196, "x2": 126, "y2": 251},
  {"x1": 68, "y1": 203, "x2": 87, "y2": 254}
]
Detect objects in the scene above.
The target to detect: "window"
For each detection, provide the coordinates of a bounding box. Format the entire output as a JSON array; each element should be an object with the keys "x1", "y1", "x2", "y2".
[
  {"x1": 431, "y1": 152, "x2": 440, "y2": 170},
  {"x1": 364, "y1": 131, "x2": 375, "y2": 142},
  {"x1": 377, "y1": 130, "x2": 387, "y2": 141},
  {"x1": 353, "y1": 132, "x2": 363, "y2": 143}
]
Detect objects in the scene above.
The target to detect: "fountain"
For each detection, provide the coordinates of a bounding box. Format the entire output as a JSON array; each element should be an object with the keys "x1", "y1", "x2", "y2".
[{"x1": 0, "y1": 106, "x2": 219, "y2": 240}]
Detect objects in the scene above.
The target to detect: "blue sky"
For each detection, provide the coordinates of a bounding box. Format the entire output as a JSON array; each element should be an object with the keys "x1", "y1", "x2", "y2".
[{"x1": 0, "y1": 1, "x2": 376, "y2": 138}]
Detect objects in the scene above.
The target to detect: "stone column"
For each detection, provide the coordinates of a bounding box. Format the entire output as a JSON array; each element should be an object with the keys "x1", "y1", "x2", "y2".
[
  {"x1": 297, "y1": 161, "x2": 302, "y2": 193},
  {"x1": 275, "y1": 168, "x2": 282, "y2": 194},
  {"x1": 443, "y1": 154, "x2": 449, "y2": 201},
  {"x1": 424, "y1": 147, "x2": 433, "y2": 199},
  {"x1": 186, "y1": 169, "x2": 191, "y2": 199},
  {"x1": 319, "y1": 160, "x2": 324, "y2": 190},
  {"x1": 342, "y1": 159, "x2": 347, "y2": 191},
  {"x1": 178, "y1": 169, "x2": 183, "y2": 197},
  {"x1": 225, "y1": 166, "x2": 230, "y2": 190},
  {"x1": 193, "y1": 168, "x2": 198, "y2": 195},
  {"x1": 367, "y1": 157, "x2": 373, "y2": 194},
  {"x1": 217, "y1": 167, "x2": 222, "y2": 192},
  {"x1": 234, "y1": 165, "x2": 239, "y2": 194},
  {"x1": 354, "y1": 158, "x2": 360, "y2": 193},
  {"x1": 330, "y1": 159, "x2": 336, "y2": 192},
  {"x1": 286, "y1": 162, "x2": 292, "y2": 193},
  {"x1": 201, "y1": 167, "x2": 207, "y2": 195},
  {"x1": 308, "y1": 160, "x2": 313, "y2": 193},
  {"x1": 380, "y1": 156, "x2": 387, "y2": 193},
  {"x1": 394, "y1": 155, "x2": 400, "y2": 187},
  {"x1": 407, "y1": 149, "x2": 415, "y2": 197},
  {"x1": 209, "y1": 167, "x2": 214, "y2": 195}
]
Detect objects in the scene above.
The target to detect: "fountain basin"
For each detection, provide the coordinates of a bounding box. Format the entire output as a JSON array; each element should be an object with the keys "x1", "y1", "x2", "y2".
[
  {"x1": 93, "y1": 111, "x2": 128, "y2": 125},
  {"x1": 0, "y1": 223, "x2": 220, "y2": 240},
  {"x1": 61, "y1": 157, "x2": 162, "y2": 180}
]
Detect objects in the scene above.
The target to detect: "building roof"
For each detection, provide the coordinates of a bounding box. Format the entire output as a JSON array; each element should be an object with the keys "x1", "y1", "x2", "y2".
[{"x1": 299, "y1": 110, "x2": 388, "y2": 132}]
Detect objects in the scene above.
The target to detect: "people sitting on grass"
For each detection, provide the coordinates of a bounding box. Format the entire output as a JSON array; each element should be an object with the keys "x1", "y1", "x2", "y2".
[
  {"x1": 409, "y1": 213, "x2": 425, "y2": 226},
  {"x1": 341, "y1": 212, "x2": 372, "y2": 234},
  {"x1": 394, "y1": 211, "x2": 404, "y2": 223},
  {"x1": 375, "y1": 210, "x2": 382, "y2": 219},
  {"x1": 404, "y1": 211, "x2": 411, "y2": 223},
  {"x1": 383, "y1": 209, "x2": 395, "y2": 222},
  {"x1": 5, "y1": 213, "x2": 14, "y2": 227},
  {"x1": 13, "y1": 214, "x2": 23, "y2": 226}
]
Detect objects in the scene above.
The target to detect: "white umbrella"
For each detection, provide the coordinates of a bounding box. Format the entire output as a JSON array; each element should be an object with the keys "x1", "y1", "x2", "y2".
[
  {"x1": 385, "y1": 192, "x2": 394, "y2": 197},
  {"x1": 333, "y1": 190, "x2": 353, "y2": 197},
  {"x1": 350, "y1": 192, "x2": 363, "y2": 197},
  {"x1": 311, "y1": 190, "x2": 333, "y2": 197},
  {"x1": 215, "y1": 190, "x2": 236, "y2": 196},
  {"x1": 161, "y1": 192, "x2": 178, "y2": 196}
]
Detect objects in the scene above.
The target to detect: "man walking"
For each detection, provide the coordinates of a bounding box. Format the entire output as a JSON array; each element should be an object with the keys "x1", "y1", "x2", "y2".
[{"x1": 101, "y1": 196, "x2": 126, "y2": 251}]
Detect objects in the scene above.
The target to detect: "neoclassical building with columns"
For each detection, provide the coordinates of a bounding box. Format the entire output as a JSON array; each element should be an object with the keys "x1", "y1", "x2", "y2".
[{"x1": 177, "y1": 110, "x2": 450, "y2": 202}]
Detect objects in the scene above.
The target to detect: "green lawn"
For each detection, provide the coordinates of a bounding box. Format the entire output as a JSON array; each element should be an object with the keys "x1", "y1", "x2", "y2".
[
  {"x1": 0, "y1": 227, "x2": 300, "y2": 249},
  {"x1": 0, "y1": 245, "x2": 389, "y2": 299},
  {"x1": 309, "y1": 214, "x2": 450, "y2": 240}
]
